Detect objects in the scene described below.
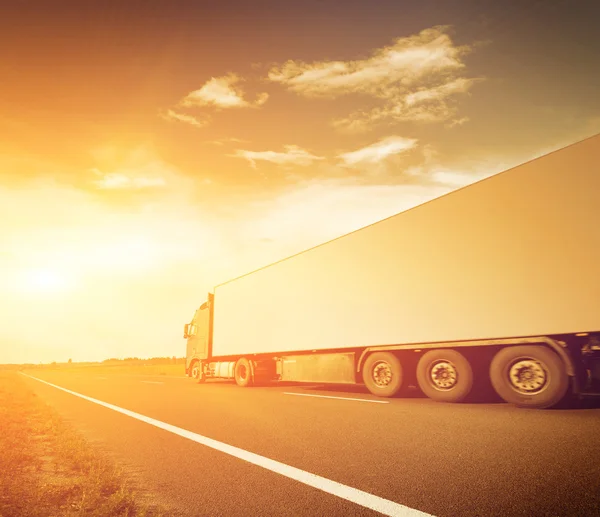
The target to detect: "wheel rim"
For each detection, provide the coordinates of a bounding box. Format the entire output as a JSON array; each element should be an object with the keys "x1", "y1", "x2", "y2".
[
  {"x1": 191, "y1": 364, "x2": 199, "y2": 378},
  {"x1": 372, "y1": 361, "x2": 393, "y2": 388},
  {"x1": 428, "y1": 360, "x2": 458, "y2": 391},
  {"x1": 508, "y1": 358, "x2": 548, "y2": 394},
  {"x1": 238, "y1": 364, "x2": 248, "y2": 381}
]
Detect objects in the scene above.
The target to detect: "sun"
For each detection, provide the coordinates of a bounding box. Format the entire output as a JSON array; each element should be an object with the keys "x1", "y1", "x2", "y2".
[{"x1": 20, "y1": 268, "x2": 72, "y2": 295}]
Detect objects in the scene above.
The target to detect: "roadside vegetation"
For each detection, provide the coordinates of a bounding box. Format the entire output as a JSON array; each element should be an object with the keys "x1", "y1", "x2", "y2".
[
  {"x1": 2, "y1": 357, "x2": 187, "y2": 377},
  {"x1": 41, "y1": 363, "x2": 185, "y2": 377},
  {"x1": 0, "y1": 371, "x2": 165, "y2": 517}
]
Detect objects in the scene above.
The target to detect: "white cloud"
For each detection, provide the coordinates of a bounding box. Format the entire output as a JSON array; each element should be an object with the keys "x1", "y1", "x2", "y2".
[
  {"x1": 160, "y1": 109, "x2": 210, "y2": 128},
  {"x1": 332, "y1": 76, "x2": 479, "y2": 132},
  {"x1": 268, "y1": 27, "x2": 467, "y2": 97},
  {"x1": 180, "y1": 73, "x2": 269, "y2": 109},
  {"x1": 204, "y1": 137, "x2": 249, "y2": 146},
  {"x1": 91, "y1": 168, "x2": 167, "y2": 190},
  {"x1": 268, "y1": 26, "x2": 479, "y2": 132},
  {"x1": 445, "y1": 116, "x2": 470, "y2": 128},
  {"x1": 405, "y1": 136, "x2": 586, "y2": 190},
  {"x1": 406, "y1": 161, "x2": 504, "y2": 189},
  {"x1": 404, "y1": 77, "x2": 473, "y2": 106},
  {"x1": 338, "y1": 136, "x2": 417, "y2": 167},
  {"x1": 254, "y1": 92, "x2": 270, "y2": 106},
  {"x1": 87, "y1": 146, "x2": 194, "y2": 191},
  {"x1": 231, "y1": 145, "x2": 324, "y2": 169},
  {"x1": 429, "y1": 169, "x2": 494, "y2": 187}
]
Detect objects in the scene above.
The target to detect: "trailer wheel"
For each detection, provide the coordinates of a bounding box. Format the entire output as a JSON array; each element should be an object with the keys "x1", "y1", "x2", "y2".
[
  {"x1": 234, "y1": 358, "x2": 253, "y2": 388},
  {"x1": 416, "y1": 350, "x2": 473, "y2": 403},
  {"x1": 363, "y1": 352, "x2": 403, "y2": 397},
  {"x1": 489, "y1": 345, "x2": 568, "y2": 409}
]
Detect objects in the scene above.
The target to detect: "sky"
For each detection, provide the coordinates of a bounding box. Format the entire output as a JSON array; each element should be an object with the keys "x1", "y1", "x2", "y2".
[{"x1": 1, "y1": 0, "x2": 599, "y2": 364}]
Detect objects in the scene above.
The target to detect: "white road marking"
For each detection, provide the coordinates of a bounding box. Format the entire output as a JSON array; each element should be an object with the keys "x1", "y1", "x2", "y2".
[
  {"x1": 21, "y1": 373, "x2": 431, "y2": 517},
  {"x1": 132, "y1": 374, "x2": 188, "y2": 380},
  {"x1": 284, "y1": 392, "x2": 390, "y2": 404},
  {"x1": 141, "y1": 381, "x2": 164, "y2": 385}
]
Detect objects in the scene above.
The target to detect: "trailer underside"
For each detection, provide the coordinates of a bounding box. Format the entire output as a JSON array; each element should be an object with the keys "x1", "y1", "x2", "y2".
[{"x1": 185, "y1": 332, "x2": 600, "y2": 409}]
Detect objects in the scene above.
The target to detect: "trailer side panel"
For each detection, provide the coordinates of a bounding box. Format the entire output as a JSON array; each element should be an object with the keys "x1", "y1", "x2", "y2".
[{"x1": 212, "y1": 136, "x2": 600, "y2": 357}]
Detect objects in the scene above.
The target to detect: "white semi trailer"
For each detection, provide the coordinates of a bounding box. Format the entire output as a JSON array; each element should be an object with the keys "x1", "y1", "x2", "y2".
[{"x1": 184, "y1": 134, "x2": 600, "y2": 409}]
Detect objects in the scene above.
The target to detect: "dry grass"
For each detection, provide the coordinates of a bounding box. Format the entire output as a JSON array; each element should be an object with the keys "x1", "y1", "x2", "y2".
[{"x1": 0, "y1": 372, "x2": 165, "y2": 517}]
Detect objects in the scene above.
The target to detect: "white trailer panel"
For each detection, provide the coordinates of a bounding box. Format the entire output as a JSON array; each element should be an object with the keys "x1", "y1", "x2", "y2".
[{"x1": 212, "y1": 135, "x2": 600, "y2": 357}]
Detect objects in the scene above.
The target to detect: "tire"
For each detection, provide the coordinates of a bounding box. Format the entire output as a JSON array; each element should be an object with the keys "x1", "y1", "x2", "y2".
[
  {"x1": 190, "y1": 361, "x2": 206, "y2": 383},
  {"x1": 489, "y1": 345, "x2": 569, "y2": 409},
  {"x1": 234, "y1": 358, "x2": 253, "y2": 388},
  {"x1": 362, "y1": 352, "x2": 403, "y2": 397},
  {"x1": 416, "y1": 349, "x2": 473, "y2": 403}
]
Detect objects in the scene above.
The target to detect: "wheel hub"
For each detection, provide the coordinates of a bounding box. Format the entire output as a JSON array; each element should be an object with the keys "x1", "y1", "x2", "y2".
[
  {"x1": 429, "y1": 361, "x2": 458, "y2": 390},
  {"x1": 509, "y1": 359, "x2": 548, "y2": 394},
  {"x1": 372, "y1": 361, "x2": 393, "y2": 387}
]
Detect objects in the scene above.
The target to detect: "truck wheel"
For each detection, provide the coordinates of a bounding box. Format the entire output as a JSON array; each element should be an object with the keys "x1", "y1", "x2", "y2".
[
  {"x1": 196, "y1": 362, "x2": 206, "y2": 384},
  {"x1": 362, "y1": 352, "x2": 403, "y2": 397},
  {"x1": 234, "y1": 358, "x2": 253, "y2": 388},
  {"x1": 190, "y1": 361, "x2": 200, "y2": 380},
  {"x1": 416, "y1": 349, "x2": 473, "y2": 403},
  {"x1": 489, "y1": 345, "x2": 569, "y2": 409}
]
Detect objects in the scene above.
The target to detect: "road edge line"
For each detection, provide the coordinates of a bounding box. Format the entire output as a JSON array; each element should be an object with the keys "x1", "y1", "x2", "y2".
[{"x1": 20, "y1": 373, "x2": 432, "y2": 517}]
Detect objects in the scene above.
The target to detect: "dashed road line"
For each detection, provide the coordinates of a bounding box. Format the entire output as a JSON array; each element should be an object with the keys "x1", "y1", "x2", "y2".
[{"x1": 284, "y1": 392, "x2": 390, "y2": 404}]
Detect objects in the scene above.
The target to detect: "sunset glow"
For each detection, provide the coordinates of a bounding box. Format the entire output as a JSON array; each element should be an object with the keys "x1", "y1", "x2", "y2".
[
  {"x1": 19, "y1": 269, "x2": 72, "y2": 296},
  {"x1": 1, "y1": 2, "x2": 599, "y2": 364}
]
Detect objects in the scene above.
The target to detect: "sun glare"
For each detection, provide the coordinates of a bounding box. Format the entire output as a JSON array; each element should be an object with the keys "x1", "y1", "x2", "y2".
[{"x1": 21, "y1": 268, "x2": 71, "y2": 295}]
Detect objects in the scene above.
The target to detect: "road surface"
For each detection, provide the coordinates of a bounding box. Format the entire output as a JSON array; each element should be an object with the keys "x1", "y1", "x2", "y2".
[{"x1": 20, "y1": 370, "x2": 600, "y2": 517}]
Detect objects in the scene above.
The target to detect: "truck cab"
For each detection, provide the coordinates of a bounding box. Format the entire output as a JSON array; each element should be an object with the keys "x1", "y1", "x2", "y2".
[{"x1": 184, "y1": 293, "x2": 212, "y2": 379}]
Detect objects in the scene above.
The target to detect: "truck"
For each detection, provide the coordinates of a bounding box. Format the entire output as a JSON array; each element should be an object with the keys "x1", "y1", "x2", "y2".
[{"x1": 183, "y1": 134, "x2": 600, "y2": 409}]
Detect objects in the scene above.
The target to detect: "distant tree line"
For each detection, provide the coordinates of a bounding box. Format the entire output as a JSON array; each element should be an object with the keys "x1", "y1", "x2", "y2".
[
  {"x1": 101, "y1": 356, "x2": 184, "y2": 365},
  {"x1": 1, "y1": 356, "x2": 185, "y2": 370}
]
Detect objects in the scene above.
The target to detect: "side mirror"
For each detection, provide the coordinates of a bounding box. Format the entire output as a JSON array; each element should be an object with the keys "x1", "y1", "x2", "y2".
[{"x1": 183, "y1": 323, "x2": 189, "y2": 339}]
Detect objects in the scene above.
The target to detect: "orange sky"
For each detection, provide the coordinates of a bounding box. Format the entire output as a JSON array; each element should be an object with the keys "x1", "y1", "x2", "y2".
[{"x1": 1, "y1": 1, "x2": 600, "y2": 363}]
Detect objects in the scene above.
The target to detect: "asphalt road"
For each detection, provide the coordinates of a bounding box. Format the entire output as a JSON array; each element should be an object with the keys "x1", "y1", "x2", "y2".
[{"x1": 20, "y1": 370, "x2": 600, "y2": 517}]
